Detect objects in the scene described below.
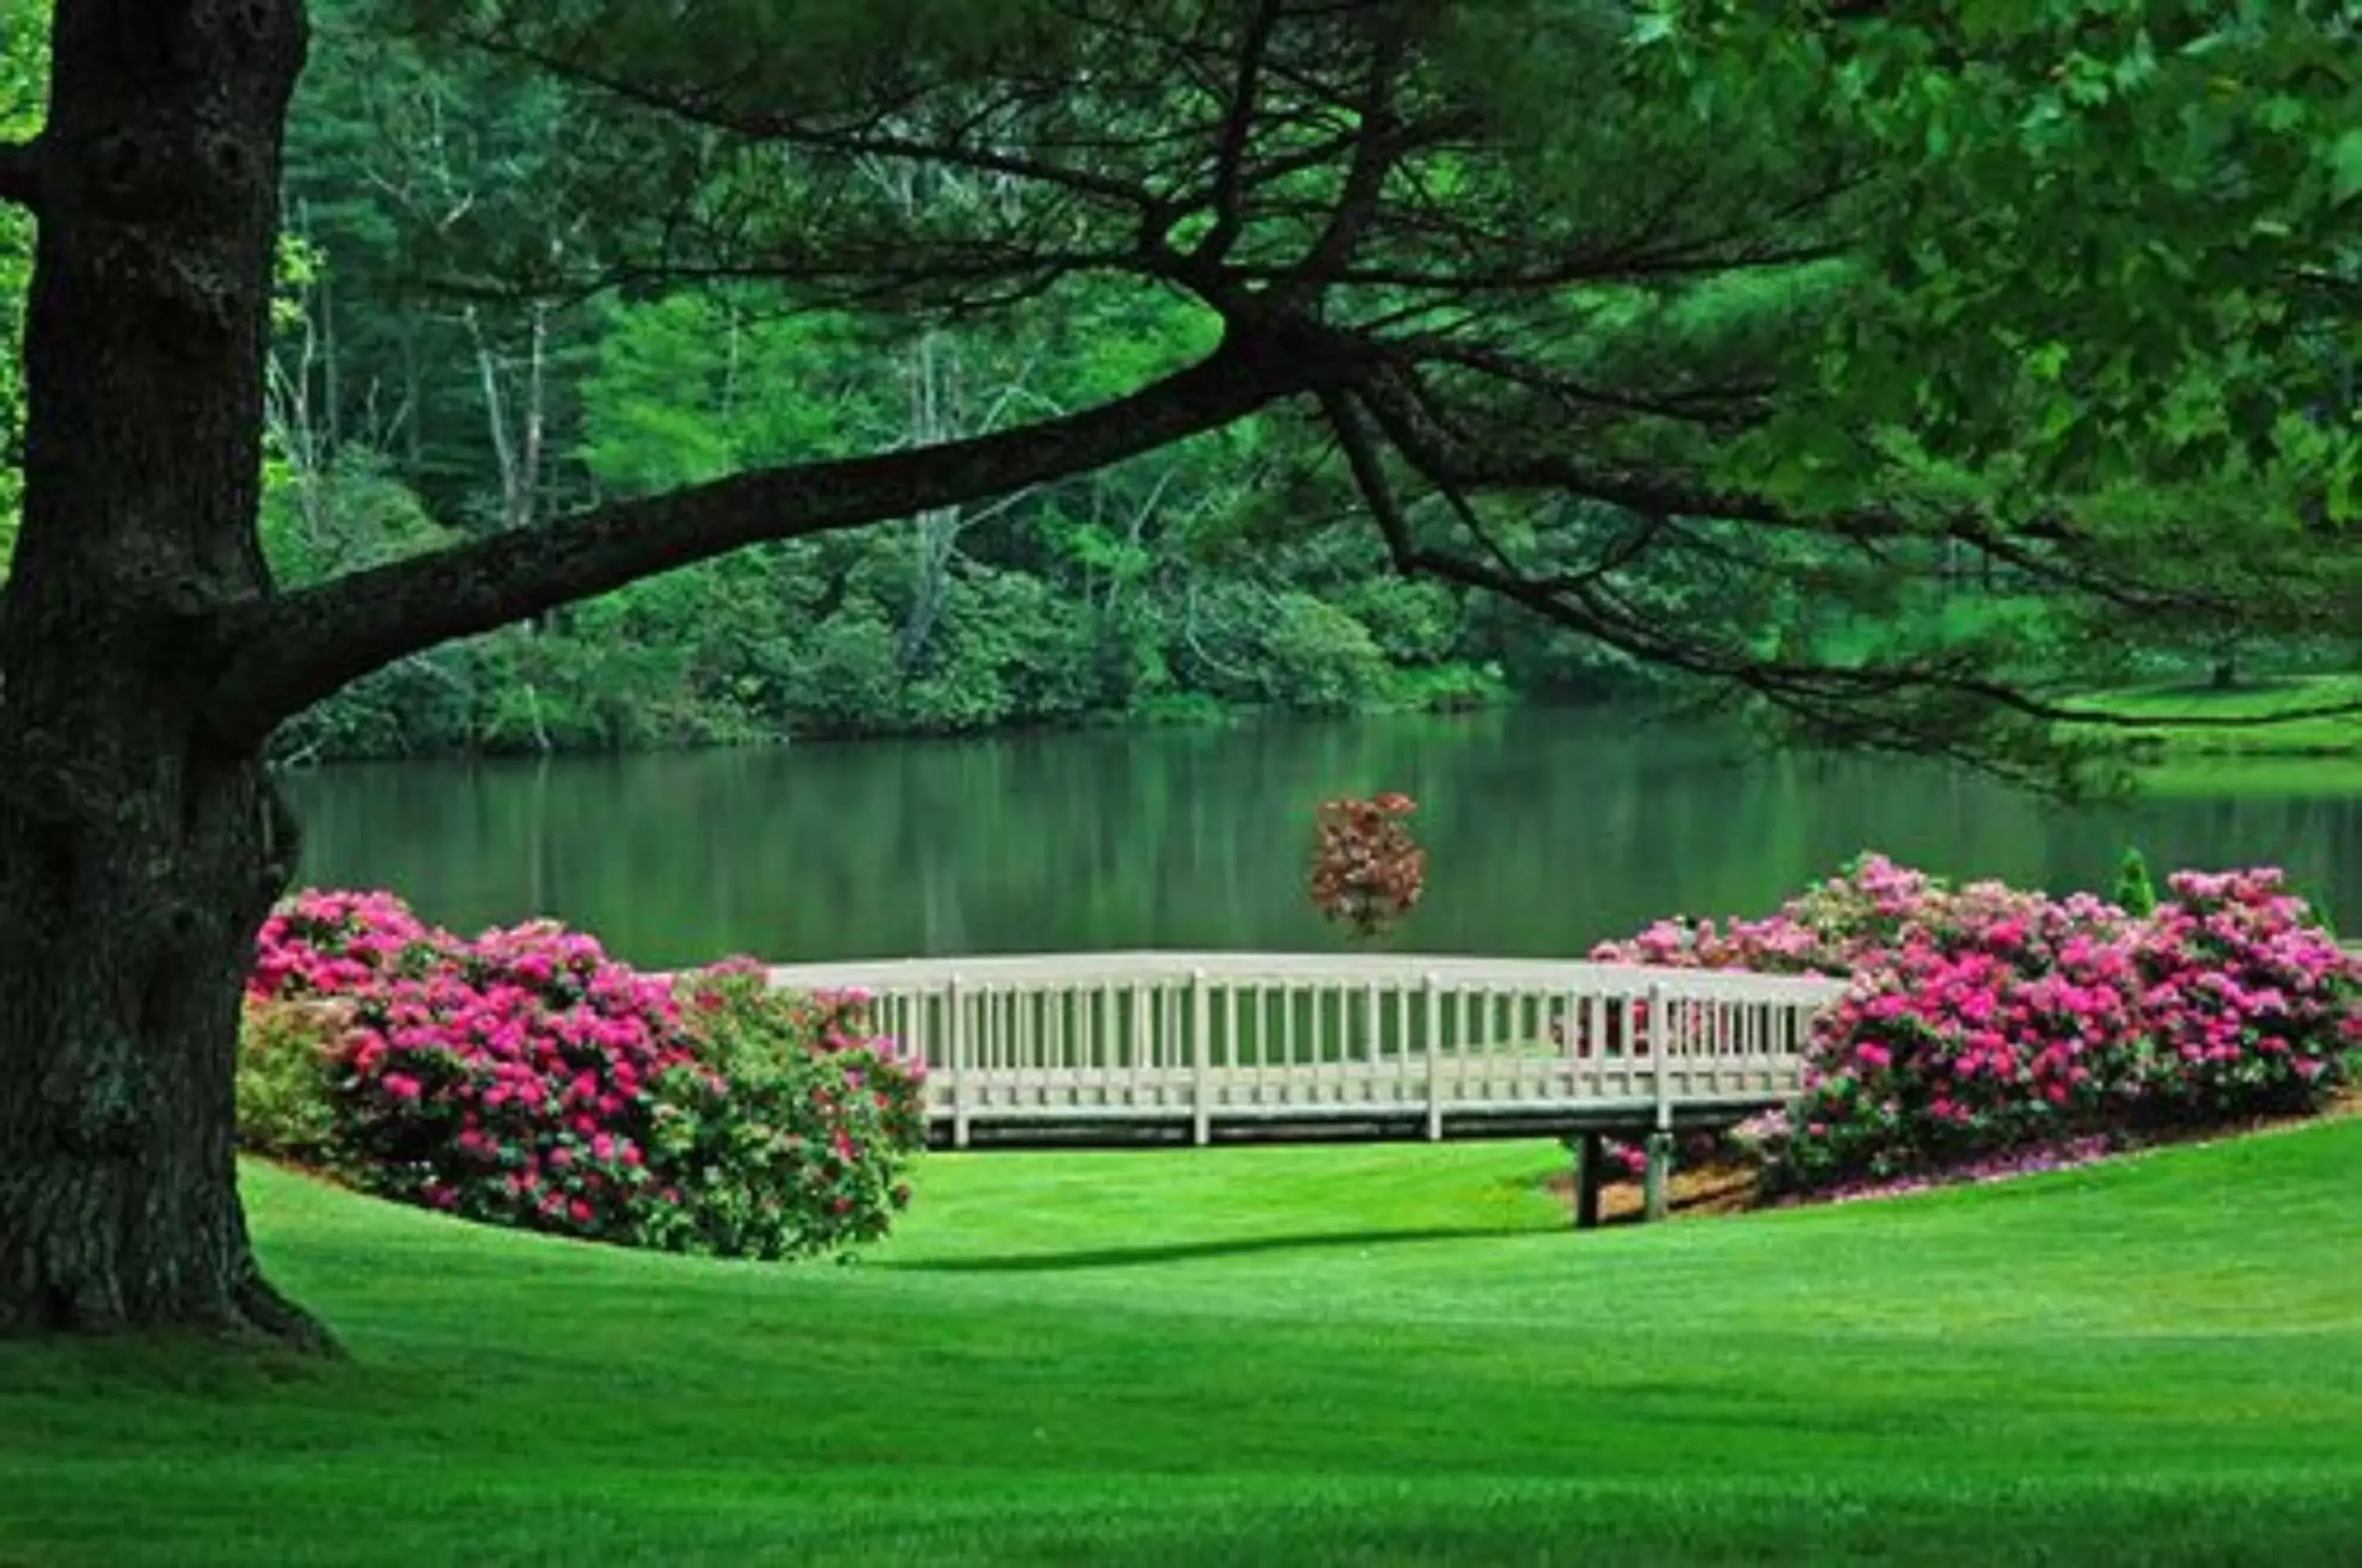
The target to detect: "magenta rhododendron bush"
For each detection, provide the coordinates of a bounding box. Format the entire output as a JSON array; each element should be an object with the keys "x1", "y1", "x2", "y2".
[
  {"x1": 240, "y1": 890, "x2": 927, "y2": 1259},
  {"x1": 1592, "y1": 856, "x2": 2360, "y2": 1193}
]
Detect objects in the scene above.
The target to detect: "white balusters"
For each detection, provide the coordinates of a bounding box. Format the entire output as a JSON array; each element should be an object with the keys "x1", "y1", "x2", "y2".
[
  {"x1": 755, "y1": 953, "x2": 1841, "y2": 1147},
  {"x1": 1649, "y1": 979, "x2": 1672, "y2": 1132},
  {"x1": 1190, "y1": 968, "x2": 1211, "y2": 1145},
  {"x1": 946, "y1": 974, "x2": 969, "y2": 1148}
]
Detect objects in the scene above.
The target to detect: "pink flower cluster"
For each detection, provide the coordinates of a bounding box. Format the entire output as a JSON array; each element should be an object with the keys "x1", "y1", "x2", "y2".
[
  {"x1": 643, "y1": 964, "x2": 929, "y2": 1258},
  {"x1": 250, "y1": 889, "x2": 436, "y2": 997},
  {"x1": 245, "y1": 890, "x2": 928, "y2": 1257},
  {"x1": 1591, "y1": 856, "x2": 2359, "y2": 1193},
  {"x1": 253, "y1": 893, "x2": 703, "y2": 1235}
]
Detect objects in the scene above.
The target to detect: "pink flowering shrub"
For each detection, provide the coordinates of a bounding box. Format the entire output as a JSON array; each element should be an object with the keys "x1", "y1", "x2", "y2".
[
  {"x1": 1557, "y1": 856, "x2": 1928, "y2": 1060},
  {"x1": 1590, "y1": 853, "x2": 1946, "y2": 983},
  {"x1": 638, "y1": 962, "x2": 927, "y2": 1259},
  {"x1": 241, "y1": 891, "x2": 927, "y2": 1259},
  {"x1": 2127, "y1": 870, "x2": 2357, "y2": 1113},
  {"x1": 1590, "y1": 856, "x2": 2360, "y2": 1195}
]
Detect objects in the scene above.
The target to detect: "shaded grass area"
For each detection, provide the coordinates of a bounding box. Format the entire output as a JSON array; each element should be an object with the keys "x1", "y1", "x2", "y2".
[{"x1": 5, "y1": 1127, "x2": 2362, "y2": 1565}]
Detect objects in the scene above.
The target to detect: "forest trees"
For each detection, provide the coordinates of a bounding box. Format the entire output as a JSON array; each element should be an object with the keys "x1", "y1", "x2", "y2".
[
  {"x1": 231, "y1": 11, "x2": 1526, "y2": 753},
  {"x1": 0, "y1": 0, "x2": 2356, "y2": 1348}
]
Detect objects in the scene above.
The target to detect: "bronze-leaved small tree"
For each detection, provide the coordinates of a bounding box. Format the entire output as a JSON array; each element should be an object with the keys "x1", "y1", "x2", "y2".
[{"x1": 1308, "y1": 793, "x2": 1427, "y2": 941}]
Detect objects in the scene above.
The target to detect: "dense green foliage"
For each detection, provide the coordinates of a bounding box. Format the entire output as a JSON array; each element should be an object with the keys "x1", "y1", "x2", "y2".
[
  {"x1": 2115, "y1": 846, "x2": 2161, "y2": 916},
  {"x1": 232, "y1": 3, "x2": 1604, "y2": 758},
  {"x1": 233, "y1": 1000, "x2": 348, "y2": 1163},
  {"x1": 1635, "y1": 2, "x2": 2362, "y2": 741},
  {"x1": 5, "y1": 1124, "x2": 2361, "y2": 1562},
  {"x1": 9, "y1": 2, "x2": 2354, "y2": 769},
  {"x1": 236, "y1": 0, "x2": 2362, "y2": 774},
  {"x1": 640, "y1": 966, "x2": 927, "y2": 1260}
]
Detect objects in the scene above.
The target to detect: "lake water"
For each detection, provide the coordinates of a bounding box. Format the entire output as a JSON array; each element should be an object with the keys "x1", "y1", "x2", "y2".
[{"x1": 283, "y1": 710, "x2": 2362, "y2": 971}]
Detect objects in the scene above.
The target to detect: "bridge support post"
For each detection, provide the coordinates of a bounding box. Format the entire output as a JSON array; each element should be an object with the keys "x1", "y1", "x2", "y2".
[
  {"x1": 1642, "y1": 1131, "x2": 1672, "y2": 1222},
  {"x1": 1571, "y1": 1133, "x2": 1605, "y2": 1230}
]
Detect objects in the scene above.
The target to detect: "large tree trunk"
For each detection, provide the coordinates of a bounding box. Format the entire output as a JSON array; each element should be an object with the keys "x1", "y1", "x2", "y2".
[{"x1": 0, "y1": 0, "x2": 328, "y2": 1348}]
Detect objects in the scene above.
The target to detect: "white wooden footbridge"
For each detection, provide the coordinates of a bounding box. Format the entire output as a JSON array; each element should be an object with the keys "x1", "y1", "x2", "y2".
[{"x1": 765, "y1": 952, "x2": 1847, "y2": 1223}]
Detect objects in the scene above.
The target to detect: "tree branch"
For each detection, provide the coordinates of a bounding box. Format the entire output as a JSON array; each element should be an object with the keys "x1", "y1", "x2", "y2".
[
  {"x1": 1320, "y1": 383, "x2": 2362, "y2": 793},
  {"x1": 1394, "y1": 333, "x2": 1779, "y2": 427},
  {"x1": 202, "y1": 335, "x2": 1321, "y2": 743},
  {"x1": 1192, "y1": 0, "x2": 1287, "y2": 263},
  {"x1": 0, "y1": 136, "x2": 44, "y2": 210},
  {"x1": 1275, "y1": 22, "x2": 1413, "y2": 306}
]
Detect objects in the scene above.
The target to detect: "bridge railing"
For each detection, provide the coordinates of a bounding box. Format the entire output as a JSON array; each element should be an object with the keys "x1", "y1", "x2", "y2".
[{"x1": 763, "y1": 953, "x2": 1846, "y2": 1148}]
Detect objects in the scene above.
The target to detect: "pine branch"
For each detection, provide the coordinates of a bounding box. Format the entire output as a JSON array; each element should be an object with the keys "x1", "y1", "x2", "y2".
[
  {"x1": 1320, "y1": 386, "x2": 2362, "y2": 792},
  {"x1": 1192, "y1": 0, "x2": 1287, "y2": 262}
]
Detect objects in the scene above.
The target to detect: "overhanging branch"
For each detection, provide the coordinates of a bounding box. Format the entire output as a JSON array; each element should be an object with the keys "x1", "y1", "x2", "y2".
[
  {"x1": 0, "y1": 136, "x2": 44, "y2": 210},
  {"x1": 204, "y1": 335, "x2": 1319, "y2": 744},
  {"x1": 1353, "y1": 363, "x2": 2263, "y2": 623},
  {"x1": 1319, "y1": 383, "x2": 2362, "y2": 790}
]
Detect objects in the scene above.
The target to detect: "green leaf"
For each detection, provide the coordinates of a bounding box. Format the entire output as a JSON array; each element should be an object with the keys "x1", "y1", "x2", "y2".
[
  {"x1": 2025, "y1": 342, "x2": 2070, "y2": 383},
  {"x1": 2331, "y1": 128, "x2": 2362, "y2": 207},
  {"x1": 2254, "y1": 94, "x2": 2307, "y2": 133}
]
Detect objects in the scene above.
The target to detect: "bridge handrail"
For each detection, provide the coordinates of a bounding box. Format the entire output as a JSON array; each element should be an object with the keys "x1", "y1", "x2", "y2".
[
  {"x1": 761, "y1": 950, "x2": 1849, "y2": 1004},
  {"x1": 750, "y1": 949, "x2": 1846, "y2": 1155}
]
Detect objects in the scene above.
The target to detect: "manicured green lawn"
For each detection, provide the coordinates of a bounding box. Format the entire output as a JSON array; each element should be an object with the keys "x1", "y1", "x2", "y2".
[{"x1": 6, "y1": 1125, "x2": 2361, "y2": 1566}]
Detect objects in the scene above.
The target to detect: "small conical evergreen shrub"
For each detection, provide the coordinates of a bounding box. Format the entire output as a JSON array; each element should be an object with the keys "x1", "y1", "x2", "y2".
[{"x1": 2112, "y1": 846, "x2": 2159, "y2": 916}]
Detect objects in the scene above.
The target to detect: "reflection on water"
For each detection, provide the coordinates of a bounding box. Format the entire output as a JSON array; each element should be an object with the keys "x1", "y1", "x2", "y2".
[{"x1": 283, "y1": 710, "x2": 2362, "y2": 970}]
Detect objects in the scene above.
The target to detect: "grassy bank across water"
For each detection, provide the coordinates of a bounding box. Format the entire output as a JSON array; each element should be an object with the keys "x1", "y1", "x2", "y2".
[
  {"x1": 2068, "y1": 674, "x2": 2362, "y2": 757},
  {"x1": 6, "y1": 1124, "x2": 2361, "y2": 1565},
  {"x1": 2059, "y1": 673, "x2": 2362, "y2": 797}
]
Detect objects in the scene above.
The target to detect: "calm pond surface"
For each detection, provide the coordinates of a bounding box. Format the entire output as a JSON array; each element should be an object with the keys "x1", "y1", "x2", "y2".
[{"x1": 284, "y1": 710, "x2": 2362, "y2": 971}]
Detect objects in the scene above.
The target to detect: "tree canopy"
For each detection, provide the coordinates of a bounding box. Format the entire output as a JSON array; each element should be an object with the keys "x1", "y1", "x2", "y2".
[
  {"x1": 3, "y1": 0, "x2": 2358, "y2": 782},
  {"x1": 298, "y1": 0, "x2": 2362, "y2": 784}
]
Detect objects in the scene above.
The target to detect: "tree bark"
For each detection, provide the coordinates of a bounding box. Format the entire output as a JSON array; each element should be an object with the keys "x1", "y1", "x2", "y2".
[{"x1": 0, "y1": 0, "x2": 330, "y2": 1349}]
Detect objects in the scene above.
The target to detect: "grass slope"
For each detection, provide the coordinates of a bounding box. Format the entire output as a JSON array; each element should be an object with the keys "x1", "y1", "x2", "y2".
[
  {"x1": 6, "y1": 1128, "x2": 2362, "y2": 1566},
  {"x1": 2063, "y1": 673, "x2": 2362, "y2": 784}
]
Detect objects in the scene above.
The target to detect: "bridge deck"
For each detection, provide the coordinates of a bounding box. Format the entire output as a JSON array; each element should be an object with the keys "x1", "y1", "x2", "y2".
[{"x1": 762, "y1": 952, "x2": 1845, "y2": 1152}]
